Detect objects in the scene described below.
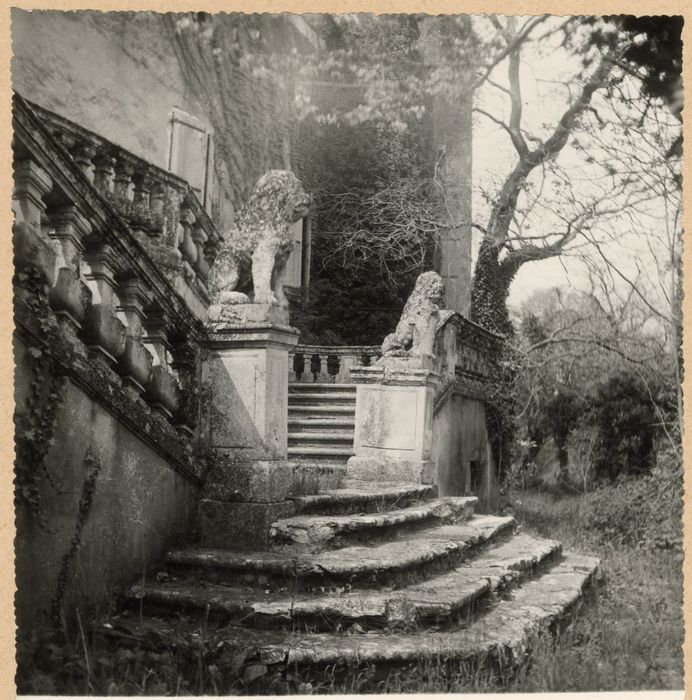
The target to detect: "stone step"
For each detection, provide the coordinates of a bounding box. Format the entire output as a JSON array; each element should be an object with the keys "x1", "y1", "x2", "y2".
[
  {"x1": 288, "y1": 405, "x2": 356, "y2": 416},
  {"x1": 287, "y1": 446, "x2": 354, "y2": 459},
  {"x1": 129, "y1": 534, "x2": 561, "y2": 631},
  {"x1": 290, "y1": 484, "x2": 437, "y2": 515},
  {"x1": 289, "y1": 383, "x2": 357, "y2": 392},
  {"x1": 166, "y1": 515, "x2": 515, "y2": 590},
  {"x1": 289, "y1": 392, "x2": 357, "y2": 404},
  {"x1": 288, "y1": 431, "x2": 354, "y2": 445},
  {"x1": 270, "y1": 497, "x2": 477, "y2": 546},
  {"x1": 103, "y1": 552, "x2": 599, "y2": 678},
  {"x1": 288, "y1": 417, "x2": 356, "y2": 431},
  {"x1": 247, "y1": 552, "x2": 601, "y2": 670}
]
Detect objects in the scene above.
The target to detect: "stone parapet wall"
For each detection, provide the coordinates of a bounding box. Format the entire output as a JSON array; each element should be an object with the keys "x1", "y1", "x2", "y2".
[{"x1": 13, "y1": 93, "x2": 219, "y2": 629}]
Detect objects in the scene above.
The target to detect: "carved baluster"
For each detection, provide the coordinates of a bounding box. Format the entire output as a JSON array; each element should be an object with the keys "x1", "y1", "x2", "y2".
[
  {"x1": 142, "y1": 306, "x2": 179, "y2": 419},
  {"x1": 92, "y1": 153, "x2": 115, "y2": 197},
  {"x1": 327, "y1": 353, "x2": 340, "y2": 383},
  {"x1": 292, "y1": 351, "x2": 305, "y2": 382},
  {"x1": 178, "y1": 203, "x2": 198, "y2": 266},
  {"x1": 46, "y1": 205, "x2": 92, "y2": 336},
  {"x1": 116, "y1": 275, "x2": 154, "y2": 396},
  {"x1": 112, "y1": 159, "x2": 133, "y2": 213},
  {"x1": 132, "y1": 171, "x2": 151, "y2": 208},
  {"x1": 192, "y1": 223, "x2": 210, "y2": 281},
  {"x1": 150, "y1": 183, "x2": 165, "y2": 214},
  {"x1": 310, "y1": 353, "x2": 321, "y2": 382},
  {"x1": 12, "y1": 158, "x2": 57, "y2": 285},
  {"x1": 80, "y1": 238, "x2": 127, "y2": 367},
  {"x1": 170, "y1": 336, "x2": 199, "y2": 435},
  {"x1": 204, "y1": 229, "x2": 222, "y2": 271},
  {"x1": 13, "y1": 159, "x2": 52, "y2": 231},
  {"x1": 70, "y1": 142, "x2": 96, "y2": 182}
]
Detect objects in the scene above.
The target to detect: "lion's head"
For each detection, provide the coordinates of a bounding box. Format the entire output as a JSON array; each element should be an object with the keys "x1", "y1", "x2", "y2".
[
  {"x1": 408, "y1": 271, "x2": 445, "y2": 307},
  {"x1": 240, "y1": 170, "x2": 311, "y2": 232}
]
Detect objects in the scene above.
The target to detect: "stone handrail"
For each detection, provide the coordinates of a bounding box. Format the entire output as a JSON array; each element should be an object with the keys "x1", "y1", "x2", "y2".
[
  {"x1": 290, "y1": 344, "x2": 381, "y2": 383},
  {"x1": 24, "y1": 97, "x2": 222, "y2": 312},
  {"x1": 12, "y1": 92, "x2": 214, "y2": 463}
]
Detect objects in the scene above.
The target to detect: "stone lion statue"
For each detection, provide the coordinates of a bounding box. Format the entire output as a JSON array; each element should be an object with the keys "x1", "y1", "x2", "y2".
[
  {"x1": 209, "y1": 170, "x2": 311, "y2": 307},
  {"x1": 381, "y1": 271, "x2": 445, "y2": 358}
]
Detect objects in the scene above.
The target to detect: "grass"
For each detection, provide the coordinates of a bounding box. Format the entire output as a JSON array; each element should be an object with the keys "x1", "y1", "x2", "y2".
[
  {"x1": 501, "y1": 488, "x2": 684, "y2": 692},
  {"x1": 17, "y1": 484, "x2": 684, "y2": 694}
]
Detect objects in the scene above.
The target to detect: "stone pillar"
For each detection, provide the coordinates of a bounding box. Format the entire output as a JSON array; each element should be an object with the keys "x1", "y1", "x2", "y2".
[
  {"x1": 204, "y1": 322, "x2": 298, "y2": 461},
  {"x1": 199, "y1": 318, "x2": 300, "y2": 550},
  {"x1": 346, "y1": 361, "x2": 440, "y2": 485}
]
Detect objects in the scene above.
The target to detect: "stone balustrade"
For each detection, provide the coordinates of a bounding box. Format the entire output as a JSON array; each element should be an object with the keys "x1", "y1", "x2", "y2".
[
  {"x1": 25, "y1": 98, "x2": 222, "y2": 314},
  {"x1": 12, "y1": 93, "x2": 208, "y2": 437},
  {"x1": 289, "y1": 344, "x2": 381, "y2": 383}
]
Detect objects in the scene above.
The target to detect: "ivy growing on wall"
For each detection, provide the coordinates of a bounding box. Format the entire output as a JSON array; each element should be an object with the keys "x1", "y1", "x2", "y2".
[
  {"x1": 14, "y1": 265, "x2": 68, "y2": 531},
  {"x1": 51, "y1": 447, "x2": 102, "y2": 626}
]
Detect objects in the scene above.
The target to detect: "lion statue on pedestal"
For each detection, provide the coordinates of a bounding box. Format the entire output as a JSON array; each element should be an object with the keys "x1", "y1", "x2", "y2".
[
  {"x1": 381, "y1": 271, "x2": 446, "y2": 359},
  {"x1": 209, "y1": 170, "x2": 311, "y2": 308}
]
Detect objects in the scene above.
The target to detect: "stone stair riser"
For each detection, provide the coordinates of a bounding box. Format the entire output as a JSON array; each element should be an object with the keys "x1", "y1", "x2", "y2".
[
  {"x1": 288, "y1": 435, "x2": 355, "y2": 449},
  {"x1": 289, "y1": 486, "x2": 438, "y2": 516},
  {"x1": 289, "y1": 394, "x2": 357, "y2": 405},
  {"x1": 289, "y1": 384, "x2": 357, "y2": 393},
  {"x1": 166, "y1": 518, "x2": 515, "y2": 592},
  {"x1": 132, "y1": 534, "x2": 559, "y2": 634},
  {"x1": 288, "y1": 419, "x2": 356, "y2": 431},
  {"x1": 270, "y1": 498, "x2": 477, "y2": 547}
]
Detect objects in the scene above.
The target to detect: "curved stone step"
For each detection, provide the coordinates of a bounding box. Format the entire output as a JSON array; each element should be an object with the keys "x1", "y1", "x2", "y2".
[
  {"x1": 130, "y1": 534, "x2": 561, "y2": 631},
  {"x1": 167, "y1": 515, "x2": 515, "y2": 590},
  {"x1": 270, "y1": 497, "x2": 477, "y2": 546},
  {"x1": 290, "y1": 484, "x2": 437, "y2": 515},
  {"x1": 263, "y1": 552, "x2": 601, "y2": 669},
  {"x1": 106, "y1": 552, "x2": 599, "y2": 678},
  {"x1": 287, "y1": 446, "x2": 354, "y2": 459}
]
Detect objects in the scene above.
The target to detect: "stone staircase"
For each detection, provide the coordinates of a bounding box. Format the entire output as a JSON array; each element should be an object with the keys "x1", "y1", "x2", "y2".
[
  {"x1": 287, "y1": 383, "x2": 356, "y2": 463},
  {"x1": 99, "y1": 481, "x2": 600, "y2": 682}
]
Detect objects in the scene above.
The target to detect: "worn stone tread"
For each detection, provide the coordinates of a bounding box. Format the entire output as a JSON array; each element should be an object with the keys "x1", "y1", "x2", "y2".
[
  {"x1": 270, "y1": 497, "x2": 477, "y2": 545},
  {"x1": 289, "y1": 484, "x2": 437, "y2": 515},
  {"x1": 167, "y1": 515, "x2": 515, "y2": 585},
  {"x1": 109, "y1": 552, "x2": 599, "y2": 672},
  {"x1": 249, "y1": 551, "x2": 601, "y2": 667},
  {"x1": 132, "y1": 534, "x2": 559, "y2": 629}
]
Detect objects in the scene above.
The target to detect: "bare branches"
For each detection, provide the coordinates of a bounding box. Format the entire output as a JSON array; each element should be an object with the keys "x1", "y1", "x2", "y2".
[{"x1": 313, "y1": 178, "x2": 447, "y2": 285}]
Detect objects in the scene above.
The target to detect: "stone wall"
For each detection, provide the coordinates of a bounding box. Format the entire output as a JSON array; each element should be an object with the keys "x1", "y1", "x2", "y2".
[
  {"x1": 10, "y1": 10, "x2": 306, "y2": 230},
  {"x1": 14, "y1": 338, "x2": 197, "y2": 631},
  {"x1": 432, "y1": 396, "x2": 498, "y2": 511}
]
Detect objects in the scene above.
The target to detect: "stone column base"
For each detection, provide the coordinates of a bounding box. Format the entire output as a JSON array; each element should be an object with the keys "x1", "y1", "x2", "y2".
[
  {"x1": 346, "y1": 456, "x2": 433, "y2": 485},
  {"x1": 198, "y1": 499, "x2": 295, "y2": 550}
]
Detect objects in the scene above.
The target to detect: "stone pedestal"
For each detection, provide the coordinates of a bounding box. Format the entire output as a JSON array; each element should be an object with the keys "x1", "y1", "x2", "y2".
[
  {"x1": 204, "y1": 320, "x2": 298, "y2": 460},
  {"x1": 346, "y1": 361, "x2": 439, "y2": 484},
  {"x1": 200, "y1": 317, "x2": 299, "y2": 549}
]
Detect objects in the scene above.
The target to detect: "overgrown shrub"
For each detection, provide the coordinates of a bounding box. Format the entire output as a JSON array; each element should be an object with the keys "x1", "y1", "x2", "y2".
[{"x1": 580, "y1": 456, "x2": 683, "y2": 552}]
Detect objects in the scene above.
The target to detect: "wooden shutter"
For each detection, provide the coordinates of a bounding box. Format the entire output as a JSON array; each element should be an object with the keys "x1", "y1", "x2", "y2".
[{"x1": 167, "y1": 108, "x2": 214, "y2": 213}]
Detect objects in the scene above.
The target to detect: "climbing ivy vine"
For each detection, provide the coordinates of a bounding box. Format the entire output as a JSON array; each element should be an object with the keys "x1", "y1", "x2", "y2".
[{"x1": 14, "y1": 265, "x2": 68, "y2": 531}]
